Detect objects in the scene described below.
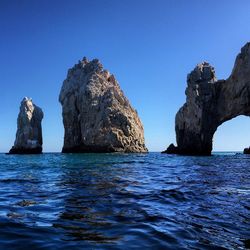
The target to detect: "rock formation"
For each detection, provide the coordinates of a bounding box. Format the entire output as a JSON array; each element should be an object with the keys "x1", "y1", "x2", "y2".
[
  {"x1": 243, "y1": 147, "x2": 250, "y2": 154},
  {"x1": 161, "y1": 143, "x2": 179, "y2": 154},
  {"x1": 59, "y1": 57, "x2": 147, "y2": 153},
  {"x1": 9, "y1": 97, "x2": 43, "y2": 154},
  {"x1": 165, "y1": 42, "x2": 250, "y2": 155}
]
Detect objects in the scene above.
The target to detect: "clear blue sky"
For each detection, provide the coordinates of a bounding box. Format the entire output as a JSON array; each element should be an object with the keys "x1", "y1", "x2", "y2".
[{"x1": 1, "y1": 0, "x2": 250, "y2": 152}]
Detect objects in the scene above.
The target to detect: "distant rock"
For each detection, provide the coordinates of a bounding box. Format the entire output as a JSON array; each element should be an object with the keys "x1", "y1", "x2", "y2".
[
  {"x1": 162, "y1": 143, "x2": 179, "y2": 154},
  {"x1": 166, "y1": 42, "x2": 250, "y2": 155},
  {"x1": 59, "y1": 57, "x2": 147, "y2": 153},
  {"x1": 243, "y1": 147, "x2": 250, "y2": 154},
  {"x1": 9, "y1": 97, "x2": 43, "y2": 154}
]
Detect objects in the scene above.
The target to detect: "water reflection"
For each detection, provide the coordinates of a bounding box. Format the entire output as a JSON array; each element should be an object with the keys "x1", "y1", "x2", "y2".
[{"x1": 54, "y1": 154, "x2": 136, "y2": 243}]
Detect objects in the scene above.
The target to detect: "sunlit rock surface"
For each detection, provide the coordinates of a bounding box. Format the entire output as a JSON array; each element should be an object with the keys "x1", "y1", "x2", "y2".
[
  {"x1": 9, "y1": 97, "x2": 43, "y2": 154},
  {"x1": 59, "y1": 57, "x2": 147, "y2": 153},
  {"x1": 165, "y1": 42, "x2": 250, "y2": 155}
]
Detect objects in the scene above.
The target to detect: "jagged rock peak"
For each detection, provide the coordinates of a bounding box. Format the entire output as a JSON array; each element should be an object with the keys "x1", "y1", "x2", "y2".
[
  {"x1": 8, "y1": 97, "x2": 43, "y2": 154},
  {"x1": 59, "y1": 57, "x2": 147, "y2": 153},
  {"x1": 187, "y1": 62, "x2": 217, "y2": 84}
]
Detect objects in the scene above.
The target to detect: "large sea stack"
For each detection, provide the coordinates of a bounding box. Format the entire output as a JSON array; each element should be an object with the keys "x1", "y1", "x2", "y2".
[
  {"x1": 59, "y1": 57, "x2": 147, "y2": 153},
  {"x1": 164, "y1": 42, "x2": 250, "y2": 155},
  {"x1": 9, "y1": 97, "x2": 44, "y2": 154}
]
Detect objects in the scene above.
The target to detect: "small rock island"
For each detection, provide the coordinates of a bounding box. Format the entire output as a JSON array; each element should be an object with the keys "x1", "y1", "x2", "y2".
[
  {"x1": 9, "y1": 97, "x2": 43, "y2": 154},
  {"x1": 164, "y1": 42, "x2": 250, "y2": 155},
  {"x1": 243, "y1": 147, "x2": 250, "y2": 154},
  {"x1": 59, "y1": 57, "x2": 147, "y2": 153}
]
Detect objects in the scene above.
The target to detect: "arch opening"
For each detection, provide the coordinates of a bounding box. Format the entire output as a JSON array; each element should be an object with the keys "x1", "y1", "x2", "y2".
[{"x1": 212, "y1": 115, "x2": 250, "y2": 153}]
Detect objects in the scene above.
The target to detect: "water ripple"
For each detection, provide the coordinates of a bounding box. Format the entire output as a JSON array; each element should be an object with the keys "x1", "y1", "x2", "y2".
[{"x1": 0, "y1": 153, "x2": 249, "y2": 249}]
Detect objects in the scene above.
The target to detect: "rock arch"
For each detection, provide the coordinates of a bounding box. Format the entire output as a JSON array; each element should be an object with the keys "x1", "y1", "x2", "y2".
[{"x1": 165, "y1": 42, "x2": 250, "y2": 155}]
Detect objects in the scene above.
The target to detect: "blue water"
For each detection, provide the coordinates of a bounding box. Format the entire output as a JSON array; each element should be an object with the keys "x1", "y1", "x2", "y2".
[{"x1": 0, "y1": 153, "x2": 249, "y2": 249}]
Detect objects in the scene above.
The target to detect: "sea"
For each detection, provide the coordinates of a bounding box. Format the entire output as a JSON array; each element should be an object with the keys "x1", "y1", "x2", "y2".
[{"x1": 0, "y1": 152, "x2": 249, "y2": 250}]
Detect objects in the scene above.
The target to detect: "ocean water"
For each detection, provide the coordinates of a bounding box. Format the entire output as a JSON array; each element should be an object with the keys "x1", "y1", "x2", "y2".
[{"x1": 0, "y1": 153, "x2": 249, "y2": 250}]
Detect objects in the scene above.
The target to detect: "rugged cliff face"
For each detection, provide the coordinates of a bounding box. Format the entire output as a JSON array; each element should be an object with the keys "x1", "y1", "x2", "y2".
[
  {"x1": 9, "y1": 97, "x2": 43, "y2": 154},
  {"x1": 165, "y1": 42, "x2": 250, "y2": 155},
  {"x1": 59, "y1": 57, "x2": 147, "y2": 153}
]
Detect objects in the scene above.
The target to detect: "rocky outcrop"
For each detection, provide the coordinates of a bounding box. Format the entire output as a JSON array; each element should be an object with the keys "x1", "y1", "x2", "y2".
[
  {"x1": 9, "y1": 97, "x2": 43, "y2": 154},
  {"x1": 59, "y1": 57, "x2": 147, "y2": 153},
  {"x1": 165, "y1": 42, "x2": 250, "y2": 155},
  {"x1": 161, "y1": 143, "x2": 179, "y2": 154},
  {"x1": 243, "y1": 147, "x2": 250, "y2": 154}
]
